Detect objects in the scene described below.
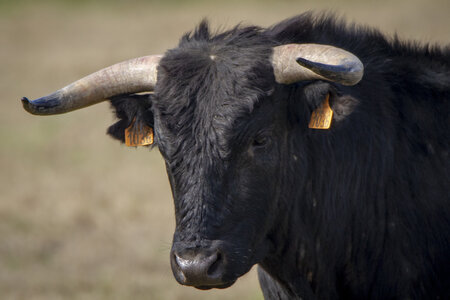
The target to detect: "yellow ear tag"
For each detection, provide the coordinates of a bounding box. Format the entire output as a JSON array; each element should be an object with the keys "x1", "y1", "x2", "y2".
[
  {"x1": 309, "y1": 94, "x2": 333, "y2": 129},
  {"x1": 125, "y1": 119, "x2": 154, "y2": 146}
]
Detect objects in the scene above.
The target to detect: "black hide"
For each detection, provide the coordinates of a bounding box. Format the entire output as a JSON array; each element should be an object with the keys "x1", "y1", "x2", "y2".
[{"x1": 108, "y1": 13, "x2": 450, "y2": 299}]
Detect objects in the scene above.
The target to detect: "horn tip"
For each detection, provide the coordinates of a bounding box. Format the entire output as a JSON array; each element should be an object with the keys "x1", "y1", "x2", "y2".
[
  {"x1": 21, "y1": 97, "x2": 35, "y2": 114},
  {"x1": 21, "y1": 95, "x2": 60, "y2": 115},
  {"x1": 21, "y1": 96, "x2": 30, "y2": 104},
  {"x1": 295, "y1": 57, "x2": 364, "y2": 86}
]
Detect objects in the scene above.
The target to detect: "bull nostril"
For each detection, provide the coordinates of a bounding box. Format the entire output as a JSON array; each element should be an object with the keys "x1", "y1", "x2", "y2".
[{"x1": 206, "y1": 252, "x2": 223, "y2": 277}]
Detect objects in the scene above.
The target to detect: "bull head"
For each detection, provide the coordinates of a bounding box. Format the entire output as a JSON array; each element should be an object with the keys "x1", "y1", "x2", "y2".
[{"x1": 22, "y1": 41, "x2": 363, "y2": 289}]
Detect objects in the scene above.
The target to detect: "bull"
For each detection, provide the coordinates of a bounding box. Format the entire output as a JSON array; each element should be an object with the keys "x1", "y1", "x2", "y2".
[{"x1": 22, "y1": 13, "x2": 449, "y2": 299}]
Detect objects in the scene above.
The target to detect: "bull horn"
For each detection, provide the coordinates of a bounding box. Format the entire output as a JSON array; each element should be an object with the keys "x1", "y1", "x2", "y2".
[
  {"x1": 272, "y1": 44, "x2": 363, "y2": 86},
  {"x1": 22, "y1": 55, "x2": 162, "y2": 115}
]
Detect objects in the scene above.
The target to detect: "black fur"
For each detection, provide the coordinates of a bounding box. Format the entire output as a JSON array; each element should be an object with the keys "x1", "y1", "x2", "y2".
[
  {"x1": 108, "y1": 93, "x2": 155, "y2": 145},
  {"x1": 108, "y1": 13, "x2": 450, "y2": 299}
]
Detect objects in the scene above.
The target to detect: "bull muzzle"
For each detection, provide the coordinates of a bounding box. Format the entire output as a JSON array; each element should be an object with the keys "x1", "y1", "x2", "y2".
[{"x1": 170, "y1": 240, "x2": 235, "y2": 289}]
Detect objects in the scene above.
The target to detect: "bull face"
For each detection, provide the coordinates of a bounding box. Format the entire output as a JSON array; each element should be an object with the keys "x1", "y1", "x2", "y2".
[
  {"x1": 21, "y1": 21, "x2": 363, "y2": 290},
  {"x1": 153, "y1": 39, "x2": 283, "y2": 288},
  {"x1": 156, "y1": 96, "x2": 284, "y2": 288}
]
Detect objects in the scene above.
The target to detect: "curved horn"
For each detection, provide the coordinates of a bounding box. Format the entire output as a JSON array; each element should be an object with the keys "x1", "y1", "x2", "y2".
[
  {"x1": 22, "y1": 55, "x2": 162, "y2": 115},
  {"x1": 272, "y1": 44, "x2": 364, "y2": 86}
]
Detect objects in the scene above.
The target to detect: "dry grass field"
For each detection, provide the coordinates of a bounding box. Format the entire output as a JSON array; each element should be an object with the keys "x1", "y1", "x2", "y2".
[{"x1": 0, "y1": 0, "x2": 448, "y2": 299}]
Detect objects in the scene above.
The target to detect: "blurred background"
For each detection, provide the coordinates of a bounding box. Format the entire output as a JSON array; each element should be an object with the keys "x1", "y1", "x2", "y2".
[{"x1": 0, "y1": 0, "x2": 448, "y2": 299}]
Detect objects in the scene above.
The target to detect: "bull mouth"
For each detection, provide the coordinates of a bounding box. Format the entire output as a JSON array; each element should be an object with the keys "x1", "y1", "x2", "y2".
[{"x1": 194, "y1": 279, "x2": 237, "y2": 290}]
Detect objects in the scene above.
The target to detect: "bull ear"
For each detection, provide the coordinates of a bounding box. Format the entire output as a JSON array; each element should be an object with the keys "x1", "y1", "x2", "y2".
[
  {"x1": 298, "y1": 82, "x2": 359, "y2": 127},
  {"x1": 107, "y1": 93, "x2": 154, "y2": 144}
]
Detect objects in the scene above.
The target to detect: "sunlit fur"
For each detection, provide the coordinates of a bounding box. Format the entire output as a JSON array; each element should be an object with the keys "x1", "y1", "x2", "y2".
[{"x1": 108, "y1": 13, "x2": 450, "y2": 299}]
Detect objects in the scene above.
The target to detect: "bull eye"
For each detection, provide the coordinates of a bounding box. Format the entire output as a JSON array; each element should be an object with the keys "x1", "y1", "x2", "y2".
[{"x1": 252, "y1": 135, "x2": 270, "y2": 148}]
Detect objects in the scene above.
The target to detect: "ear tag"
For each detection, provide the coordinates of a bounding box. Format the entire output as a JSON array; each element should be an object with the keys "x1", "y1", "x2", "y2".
[
  {"x1": 125, "y1": 118, "x2": 154, "y2": 146},
  {"x1": 309, "y1": 94, "x2": 333, "y2": 130}
]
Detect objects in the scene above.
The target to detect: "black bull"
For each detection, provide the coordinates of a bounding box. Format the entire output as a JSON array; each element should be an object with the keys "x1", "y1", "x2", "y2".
[{"x1": 22, "y1": 14, "x2": 449, "y2": 299}]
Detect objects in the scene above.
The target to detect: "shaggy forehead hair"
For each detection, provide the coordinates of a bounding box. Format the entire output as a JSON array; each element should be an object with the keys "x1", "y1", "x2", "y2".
[{"x1": 153, "y1": 21, "x2": 276, "y2": 153}]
